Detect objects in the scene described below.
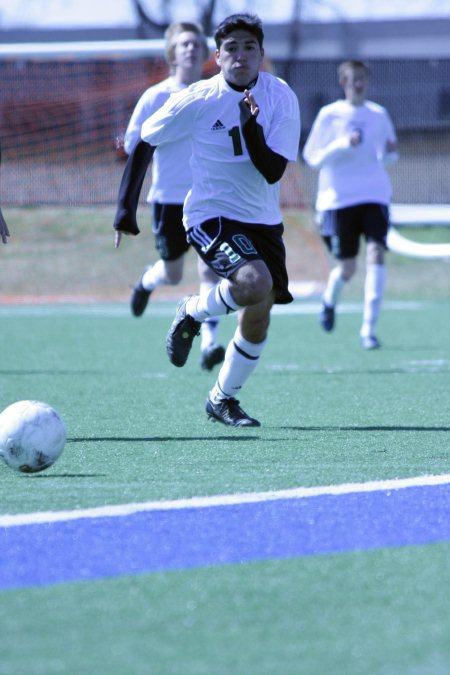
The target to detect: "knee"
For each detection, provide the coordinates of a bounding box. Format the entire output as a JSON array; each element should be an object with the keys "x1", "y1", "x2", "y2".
[
  {"x1": 164, "y1": 262, "x2": 184, "y2": 285},
  {"x1": 239, "y1": 277, "x2": 273, "y2": 306},
  {"x1": 163, "y1": 256, "x2": 184, "y2": 285},
  {"x1": 232, "y1": 263, "x2": 273, "y2": 306},
  {"x1": 340, "y1": 259, "x2": 356, "y2": 281},
  {"x1": 367, "y1": 242, "x2": 385, "y2": 265},
  {"x1": 198, "y1": 260, "x2": 219, "y2": 284},
  {"x1": 165, "y1": 270, "x2": 183, "y2": 285}
]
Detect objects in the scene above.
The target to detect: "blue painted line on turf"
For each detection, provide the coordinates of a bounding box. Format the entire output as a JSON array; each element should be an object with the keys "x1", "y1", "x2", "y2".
[{"x1": 1, "y1": 483, "x2": 449, "y2": 590}]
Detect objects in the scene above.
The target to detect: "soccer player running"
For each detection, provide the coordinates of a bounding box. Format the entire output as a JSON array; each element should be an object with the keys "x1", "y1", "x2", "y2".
[
  {"x1": 119, "y1": 22, "x2": 225, "y2": 372},
  {"x1": 140, "y1": 13, "x2": 300, "y2": 427},
  {"x1": 303, "y1": 60, "x2": 398, "y2": 350}
]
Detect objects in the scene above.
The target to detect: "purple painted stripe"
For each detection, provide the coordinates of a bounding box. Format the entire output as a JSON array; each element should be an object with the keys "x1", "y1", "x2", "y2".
[{"x1": 1, "y1": 484, "x2": 449, "y2": 590}]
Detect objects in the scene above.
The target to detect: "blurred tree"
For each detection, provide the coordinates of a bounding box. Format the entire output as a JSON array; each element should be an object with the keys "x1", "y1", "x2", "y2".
[
  {"x1": 131, "y1": 0, "x2": 219, "y2": 36},
  {"x1": 200, "y1": 0, "x2": 217, "y2": 34}
]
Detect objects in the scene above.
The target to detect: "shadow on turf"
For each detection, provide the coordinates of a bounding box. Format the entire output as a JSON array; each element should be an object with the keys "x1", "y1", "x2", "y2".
[
  {"x1": 292, "y1": 368, "x2": 449, "y2": 376},
  {"x1": 67, "y1": 435, "x2": 260, "y2": 442},
  {"x1": 0, "y1": 369, "x2": 109, "y2": 375},
  {"x1": 279, "y1": 425, "x2": 450, "y2": 432},
  {"x1": 29, "y1": 473, "x2": 107, "y2": 478}
]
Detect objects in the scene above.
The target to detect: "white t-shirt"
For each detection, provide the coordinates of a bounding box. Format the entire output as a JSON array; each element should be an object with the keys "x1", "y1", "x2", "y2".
[
  {"x1": 302, "y1": 99, "x2": 398, "y2": 211},
  {"x1": 141, "y1": 71, "x2": 301, "y2": 230},
  {"x1": 124, "y1": 77, "x2": 193, "y2": 204}
]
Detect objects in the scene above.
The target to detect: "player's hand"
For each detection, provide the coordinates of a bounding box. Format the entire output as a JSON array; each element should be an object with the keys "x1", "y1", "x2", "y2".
[
  {"x1": 114, "y1": 230, "x2": 135, "y2": 249},
  {"x1": 0, "y1": 208, "x2": 10, "y2": 244},
  {"x1": 350, "y1": 129, "x2": 362, "y2": 146},
  {"x1": 243, "y1": 89, "x2": 259, "y2": 117},
  {"x1": 239, "y1": 90, "x2": 260, "y2": 127},
  {"x1": 113, "y1": 207, "x2": 139, "y2": 248}
]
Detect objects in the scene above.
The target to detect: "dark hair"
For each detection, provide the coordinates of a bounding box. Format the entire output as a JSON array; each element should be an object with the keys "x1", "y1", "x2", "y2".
[
  {"x1": 214, "y1": 13, "x2": 264, "y2": 49},
  {"x1": 338, "y1": 60, "x2": 370, "y2": 81}
]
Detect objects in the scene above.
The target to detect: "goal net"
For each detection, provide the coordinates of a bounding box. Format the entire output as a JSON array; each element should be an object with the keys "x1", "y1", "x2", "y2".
[
  {"x1": 0, "y1": 40, "x2": 448, "y2": 209},
  {"x1": 0, "y1": 39, "x2": 304, "y2": 209}
]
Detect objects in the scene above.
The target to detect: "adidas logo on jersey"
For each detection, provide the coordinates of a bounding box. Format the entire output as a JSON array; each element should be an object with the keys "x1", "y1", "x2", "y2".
[{"x1": 211, "y1": 119, "x2": 226, "y2": 131}]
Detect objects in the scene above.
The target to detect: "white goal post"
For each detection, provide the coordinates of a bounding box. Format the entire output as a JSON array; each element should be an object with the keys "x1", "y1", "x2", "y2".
[
  {"x1": 0, "y1": 38, "x2": 216, "y2": 60},
  {"x1": 0, "y1": 37, "x2": 304, "y2": 210},
  {"x1": 1, "y1": 38, "x2": 449, "y2": 262}
]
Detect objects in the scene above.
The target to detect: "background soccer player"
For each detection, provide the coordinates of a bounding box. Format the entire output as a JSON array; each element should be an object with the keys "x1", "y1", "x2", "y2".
[
  {"x1": 303, "y1": 60, "x2": 398, "y2": 349},
  {"x1": 121, "y1": 22, "x2": 225, "y2": 371},
  {"x1": 140, "y1": 13, "x2": 300, "y2": 427}
]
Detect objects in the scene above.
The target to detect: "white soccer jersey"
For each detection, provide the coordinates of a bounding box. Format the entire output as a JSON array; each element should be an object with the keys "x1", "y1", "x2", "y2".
[
  {"x1": 124, "y1": 77, "x2": 193, "y2": 204},
  {"x1": 302, "y1": 99, "x2": 398, "y2": 211},
  {"x1": 141, "y1": 71, "x2": 301, "y2": 229}
]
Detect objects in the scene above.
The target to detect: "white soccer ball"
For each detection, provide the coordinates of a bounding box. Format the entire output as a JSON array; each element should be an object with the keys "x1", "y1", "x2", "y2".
[{"x1": 0, "y1": 400, "x2": 66, "y2": 473}]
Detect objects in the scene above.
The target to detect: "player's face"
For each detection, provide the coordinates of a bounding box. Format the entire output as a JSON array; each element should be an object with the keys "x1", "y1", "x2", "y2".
[
  {"x1": 341, "y1": 67, "x2": 368, "y2": 105},
  {"x1": 172, "y1": 31, "x2": 204, "y2": 75},
  {"x1": 215, "y1": 30, "x2": 264, "y2": 87}
]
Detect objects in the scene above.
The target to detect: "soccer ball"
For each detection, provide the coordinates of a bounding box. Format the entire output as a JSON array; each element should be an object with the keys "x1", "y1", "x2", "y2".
[{"x1": 0, "y1": 400, "x2": 66, "y2": 473}]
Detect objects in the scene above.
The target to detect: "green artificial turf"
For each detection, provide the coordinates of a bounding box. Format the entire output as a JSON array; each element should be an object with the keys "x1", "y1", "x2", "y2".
[
  {"x1": 1, "y1": 302, "x2": 449, "y2": 511},
  {"x1": 0, "y1": 206, "x2": 449, "y2": 674}
]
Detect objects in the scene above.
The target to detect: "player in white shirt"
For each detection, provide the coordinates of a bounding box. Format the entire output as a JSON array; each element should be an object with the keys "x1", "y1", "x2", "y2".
[
  {"x1": 122, "y1": 22, "x2": 225, "y2": 372},
  {"x1": 303, "y1": 60, "x2": 398, "y2": 349},
  {"x1": 140, "y1": 13, "x2": 301, "y2": 427}
]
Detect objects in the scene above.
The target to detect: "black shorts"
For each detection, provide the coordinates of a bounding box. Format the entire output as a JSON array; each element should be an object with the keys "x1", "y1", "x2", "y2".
[
  {"x1": 320, "y1": 203, "x2": 389, "y2": 259},
  {"x1": 187, "y1": 216, "x2": 293, "y2": 305},
  {"x1": 151, "y1": 202, "x2": 190, "y2": 261}
]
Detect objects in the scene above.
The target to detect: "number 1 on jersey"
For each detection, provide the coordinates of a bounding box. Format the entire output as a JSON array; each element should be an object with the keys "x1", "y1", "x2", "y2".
[{"x1": 228, "y1": 126, "x2": 243, "y2": 156}]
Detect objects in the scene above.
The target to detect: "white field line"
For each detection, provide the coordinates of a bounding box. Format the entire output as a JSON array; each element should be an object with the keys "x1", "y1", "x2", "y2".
[{"x1": 1, "y1": 473, "x2": 450, "y2": 529}]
